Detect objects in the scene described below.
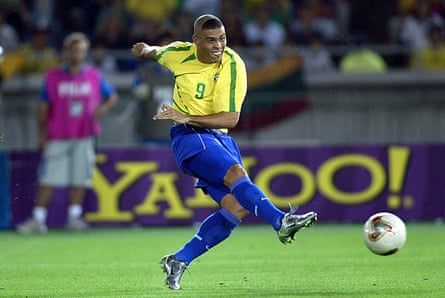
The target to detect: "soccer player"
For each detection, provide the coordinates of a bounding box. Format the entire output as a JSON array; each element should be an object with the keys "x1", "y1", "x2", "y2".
[
  {"x1": 131, "y1": 14, "x2": 317, "y2": 290},
  {"x1": 16, "y1": 32, "x2": 118, "y2": 233}
]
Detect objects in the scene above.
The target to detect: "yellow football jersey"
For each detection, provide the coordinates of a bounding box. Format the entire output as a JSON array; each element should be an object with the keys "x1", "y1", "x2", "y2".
[{"x1": 155, "y1": 41, "x2": 247, "y2": 117}]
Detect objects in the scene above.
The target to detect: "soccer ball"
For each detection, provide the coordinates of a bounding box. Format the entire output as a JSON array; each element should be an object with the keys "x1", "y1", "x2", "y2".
[{"x1": 363, "y1": 212, "x2": 407, "y2": 256}]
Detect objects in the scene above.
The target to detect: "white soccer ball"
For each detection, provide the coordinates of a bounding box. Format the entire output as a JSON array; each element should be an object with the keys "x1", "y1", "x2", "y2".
[{"x1": 363, "y1": 212, "x2": 407, "y2": 256}]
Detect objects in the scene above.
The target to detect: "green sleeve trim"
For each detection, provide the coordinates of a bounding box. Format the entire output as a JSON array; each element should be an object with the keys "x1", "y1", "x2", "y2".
[
  {"x1": 224, "y1": 51, "x2": 237, "y2": 112},
  {"x1": 157, "y1": 45, "x2": 192, "y2": 61},
  {"x1": 181, "y1": 54, "x2": 196, "y2": 63}
]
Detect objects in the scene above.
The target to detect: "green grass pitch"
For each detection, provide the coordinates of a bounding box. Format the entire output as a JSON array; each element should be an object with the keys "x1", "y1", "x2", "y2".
[{"x1": 0, "y1": 223, "x2": 444, "y2": 297}]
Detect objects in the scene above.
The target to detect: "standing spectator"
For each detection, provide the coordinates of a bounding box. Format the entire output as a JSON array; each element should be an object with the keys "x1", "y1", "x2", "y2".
[
  {"x1": 399, "y1": 0, "x2": 444, "y2": 52},
  {"x1": 0, "y1": 9, "x2": 22, "y2": 80},
  {"x1": 243, "y1": 3, "x2": 287, "y2": 64},
  {"x1": 31, "y1": 0, "x2": 55, "y2": 33},
  {"x1": 220, "y1": 0, "x2": 247, "y2": 47},
  {"x1": 244, "y1": 40, "x2": 274, "y2": 69},
  {"x1": 16, "y1": 32, "x2": 118, "y2": 234},
  {"x1": 126, "y1": 0, "x2": 176, "y2": 46},
  {"x1": 92, "y1": 0, "x2": 133, "y2": 72},
  {"x1": 18, "y1": 24, "x2": 59, "y2": 75},
  {"x1": 93, "y1": 0, "x2": 133, "y2": 49},
  {"x1": 0, "y1": 10, "x2": 20, "y2": 53},
  {"x1": 299, "y1": 30, "x2": 336, "y2": 73},
  {"x1": 410, "y1": 24, "x2": 445, "y2": 70},
  {"x1": 291, "y1": 0, "x2": 339, "y2": 44},
  {"x1": 1, "y1": 0, "x2": 32, "y2": 42}
]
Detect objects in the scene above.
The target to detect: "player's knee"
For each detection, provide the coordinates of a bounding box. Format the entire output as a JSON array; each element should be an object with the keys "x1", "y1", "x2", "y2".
[
  {"x1": 228, "y1": 205, "x2": 249, "y2": 220},
  {"x1": 224, "y1": 163, "x2": 247, "y2": 186},
  {"x1": 221, "y1": 194, "x2": 249, "y2": 219}
]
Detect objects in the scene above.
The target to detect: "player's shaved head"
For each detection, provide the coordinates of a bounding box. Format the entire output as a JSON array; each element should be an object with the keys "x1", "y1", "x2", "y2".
[{"x1": 193, "y1": 14, "x2": 224, "y2": 35}]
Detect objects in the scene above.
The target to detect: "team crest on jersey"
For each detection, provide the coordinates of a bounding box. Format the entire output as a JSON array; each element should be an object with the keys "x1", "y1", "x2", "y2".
[{"x1": 214, "y1": 73, "x2": 219, "y2": 81}]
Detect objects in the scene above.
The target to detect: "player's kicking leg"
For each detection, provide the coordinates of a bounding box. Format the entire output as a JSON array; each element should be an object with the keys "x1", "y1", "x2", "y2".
[
  {"x1": 184, "y1": 147, "x2": 318, "y2": 241},
  {"x1": 228, "y1": 172, "x2": 318, "y2": 243}
]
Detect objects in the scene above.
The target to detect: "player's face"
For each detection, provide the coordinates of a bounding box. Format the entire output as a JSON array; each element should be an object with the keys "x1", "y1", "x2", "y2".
[{"x1": 195, "y1": 27, "x2": 226, "y2": 64}]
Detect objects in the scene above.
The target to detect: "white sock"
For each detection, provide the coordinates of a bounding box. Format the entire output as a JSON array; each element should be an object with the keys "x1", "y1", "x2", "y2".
[
  {"x1": 68, "y1": 204, "x2": 82, "y2": 220},
  {"x1": 33, "y1": 207, "x2": 47, "y2": 224}
]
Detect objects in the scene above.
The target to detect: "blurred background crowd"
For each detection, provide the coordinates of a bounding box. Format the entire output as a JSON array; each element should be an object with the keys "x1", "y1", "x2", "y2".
[{"x1": 2, "y1": 0, "x2": 445, "y2": 78}]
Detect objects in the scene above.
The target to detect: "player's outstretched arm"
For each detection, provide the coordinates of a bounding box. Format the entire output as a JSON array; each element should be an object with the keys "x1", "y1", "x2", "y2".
[{"x1": 131, "y1": 42, "x2": 160, "y2": 61}]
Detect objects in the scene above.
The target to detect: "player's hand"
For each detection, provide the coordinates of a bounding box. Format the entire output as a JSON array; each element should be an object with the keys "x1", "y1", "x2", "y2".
[
  {"x1": 152, "y1": 104, "x2": 190, "y2": 124},
  {"x1": 131, "y1": 42, "x2": 157, "y2": 59}
]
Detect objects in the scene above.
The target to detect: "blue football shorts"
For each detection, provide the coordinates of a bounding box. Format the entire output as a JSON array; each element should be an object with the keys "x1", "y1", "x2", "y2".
[{"x1": 170, "y1": 124, "x2": 243, "y2": 204}]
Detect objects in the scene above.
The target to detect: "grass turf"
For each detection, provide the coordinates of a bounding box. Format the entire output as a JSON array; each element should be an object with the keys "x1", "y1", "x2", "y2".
[{"x1": 0, "y1": 223, "x2": 444, "y2": 297}]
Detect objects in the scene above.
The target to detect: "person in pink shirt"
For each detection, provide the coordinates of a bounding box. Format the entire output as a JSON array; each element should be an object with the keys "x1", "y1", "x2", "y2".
[{"x1": 17, "y1": 32, "x2": 118, "y2": 234}]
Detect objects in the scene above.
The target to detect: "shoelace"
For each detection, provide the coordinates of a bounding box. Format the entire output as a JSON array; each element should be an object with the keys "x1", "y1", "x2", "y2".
[
  {"x1": 171, "y1": 260, "x2": 191, "y2": 278},
  {"x1": 288, "y1": 203, "x2": 299, "y2": 215}
]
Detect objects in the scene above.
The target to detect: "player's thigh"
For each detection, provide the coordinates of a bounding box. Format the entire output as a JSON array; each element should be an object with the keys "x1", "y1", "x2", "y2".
[
  {"x1": 39, "y1": 140, "x2": 70, "y2": 187},
  {"x1": 183, "y1": 144, "x2": 239, "y2": 186},
  {"x1": 70, "y1": 138, "x2": 95, "y2": 187}
]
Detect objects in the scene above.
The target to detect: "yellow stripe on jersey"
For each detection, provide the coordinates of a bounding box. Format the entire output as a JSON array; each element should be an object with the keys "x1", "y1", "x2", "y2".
[{"x1": 155, "y1": 41, "x2": 247, "y2": 119}]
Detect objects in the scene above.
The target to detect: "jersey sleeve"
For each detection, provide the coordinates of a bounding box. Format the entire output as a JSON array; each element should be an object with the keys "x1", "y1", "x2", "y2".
[
  {"x1": 100, "y1": 75, "x2": 116, "y2": 101},
  {"x1": 156, "y1": 41, "x2": 189, "y2": 72},
  {"x1": 40, "y1": 74, "x2": 49, "y2": 103}
]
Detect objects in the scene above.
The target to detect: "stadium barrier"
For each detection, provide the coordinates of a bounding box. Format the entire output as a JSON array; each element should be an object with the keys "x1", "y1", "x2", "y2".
[
  {"x1": 8, "y1": 144, "x2": 445, "y2": 228},
  {"x1": 0, "y1": 151, "x2": 11, "y2": 228}
]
